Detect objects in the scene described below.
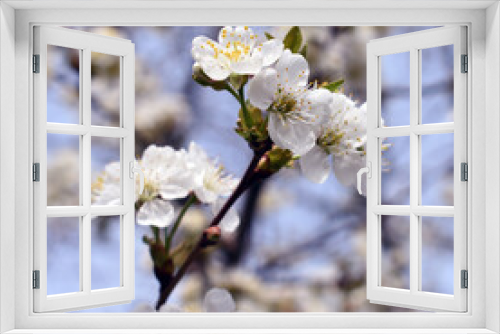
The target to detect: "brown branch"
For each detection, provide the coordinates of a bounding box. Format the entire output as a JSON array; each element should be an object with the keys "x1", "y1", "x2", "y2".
[{"x1": 155, "y1": 143, "x2": 271, "y2": 310}]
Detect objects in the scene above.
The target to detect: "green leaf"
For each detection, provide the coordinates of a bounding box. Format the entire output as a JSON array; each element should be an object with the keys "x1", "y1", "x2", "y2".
[
  {"x1": 264, "y1": 32, "x2": 274, "y2": 40},
  {"x1": 323, "y1": 79, "x2": 345, "y2": 92},
  {"x1": 283, "y1": 26, "x2": 303, "y2": 53}
]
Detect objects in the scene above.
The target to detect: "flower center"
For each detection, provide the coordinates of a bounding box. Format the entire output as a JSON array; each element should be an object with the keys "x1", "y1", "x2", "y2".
[
  {"x1": 203, "y1": 166, "x2": 224, "y2": 192},
  {"x1": 317, "y1": 128, "x2": 345, "y2": 154},
  {"x1": 272, "y1": 94, "x2": 298, "y2": 116},
  {"x1": 139, "y1": 179, "x2": 159, "y2": 202}
]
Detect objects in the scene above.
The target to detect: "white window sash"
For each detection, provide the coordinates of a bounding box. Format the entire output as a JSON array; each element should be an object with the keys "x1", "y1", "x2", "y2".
[{"x1": 32, "y1": 26, "x2": 136, "y2": 312}]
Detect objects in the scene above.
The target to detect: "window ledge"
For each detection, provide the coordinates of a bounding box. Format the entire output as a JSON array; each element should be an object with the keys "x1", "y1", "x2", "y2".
[{"x1": 4, "y1": 329, "x2": 497, "y2": 334}]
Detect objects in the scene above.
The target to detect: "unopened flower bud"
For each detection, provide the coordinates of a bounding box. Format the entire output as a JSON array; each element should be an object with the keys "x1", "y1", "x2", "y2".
[
  {"x1": 201, "y1": 226, "x2": 221, "y2": 247},
  {"x1": 192, "y1": 64, "x2": 227, "y2": 91}
]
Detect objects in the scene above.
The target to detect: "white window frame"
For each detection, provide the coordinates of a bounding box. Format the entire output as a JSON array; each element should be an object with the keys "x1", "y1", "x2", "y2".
[
  {"x1": 0, "y1": 1, "x2": 499, "y2": 333},
  {"x1": 32, "y1": 26, "x2": 136, "y2": 312},
  {"x1": 365, "y1": 26, "x2": 467, "y2": 312}
]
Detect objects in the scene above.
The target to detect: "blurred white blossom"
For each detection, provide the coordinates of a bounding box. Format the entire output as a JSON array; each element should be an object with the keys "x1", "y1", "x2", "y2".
[
  {"x1": 192, "y1": 26, "x2": 283, "y2": 81},
  {"x1": 159, "y1": 288, "x2": 236, "y2": 313}
]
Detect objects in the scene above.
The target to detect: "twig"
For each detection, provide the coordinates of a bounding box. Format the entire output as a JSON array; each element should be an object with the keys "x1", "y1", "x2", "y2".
[{"x1": 155, "y1": 145, "x2": 270, "y2": 310}]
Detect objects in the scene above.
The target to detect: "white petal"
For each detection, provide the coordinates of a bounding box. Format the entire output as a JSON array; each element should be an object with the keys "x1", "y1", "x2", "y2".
[
  {"x1": 158, "y1": 184, "x2": 191, "y2": 200},
  {"x1": 275, "y1": 49, "x2": 309, "y2": 89},
  {"x1": 260, "y1": 39, "x2": 284, "y2": 66},
  {"x1": 230, "y1": 55, "x2": 263, "y2": 75},
  {"x1": 299, "y1": 146, "x2": 331, "y2": 184},
  {"x1": 233, "y1": 26, "x2": 253, "y2": 45},
  {"x1": 212, "y1": 198, "x2": 240, "y2": 234},
  {"x1": 247, "y1": 67, "x2": 279, "y2": 110},
  {"x1": 191, "y1": 36, "x2": 216, "y2": 61},
  {"x1": 194, "y1": 186, "x2": 218, "y2": 204},
  {"x1": 218, "y1": 26, "x2": 235, "y2": 45},
  {"x1": 268, "y1": 113, "x2": 316, "y2": 155},
  {"x1": 104, "y1": 161, "x2": 121, "y2": 178},
  {"x1": 142, "y1": 145, "x2": 176, "y2": 170},
  {"x1": 137, "y1": 199, "x2": 175, "y2": 228},
  {"x1": 301, "y1": 88, "x2": 333, "y2": 128},
  {"x1": 333, "y1": 154, "x2": 366, "y2": 187},
  {"x1": 199, "y1": 56, "x2": 231, "y2": 81},
  {"x1": 203, "y1": 288, "x2": 236, "y2": 312}
]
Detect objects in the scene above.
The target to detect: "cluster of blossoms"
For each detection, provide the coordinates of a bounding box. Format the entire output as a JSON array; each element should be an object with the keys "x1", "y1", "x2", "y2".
[
  {"x1": 192, "y1": 26, "x2": 368, "y2": 186},
  {"x1": 93, "y1": 142, "x2": 240, "y2": 235}
]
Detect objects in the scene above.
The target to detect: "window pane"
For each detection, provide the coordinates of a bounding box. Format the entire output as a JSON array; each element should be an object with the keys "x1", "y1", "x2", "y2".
[
  {"x1": 91, "y1": 52, "x2": 121, "y2": 127},
  {"x1": 91, "y1": 137, "x2": 121, "y2": 205},
  {"x1": 380, "y1": 52, "x2": 410, "y2": 127},
  {"x1": 421, "y1": 133, "x2": 454, "y2": 206},
  {"x1": 47, "y1": 133, "x2": 80, "y2": 206},
  {"x1": 47, "y1": 45, "x2": 80, "y2": 124},
  {"x1": 380, "y1": 215, "x2": 410, "y2": 290},
  {"x1": 381, "y1": 136, "x2": 410, "y2": 205},
  {"x1": 47, "y1": 217, "x2": 80, "y2": 295},
  {"x1": 421, "y1": 217, "x2": 454, "y2": 294},
  {"x1": 421, "y1": 45, "x2": 454, "y2": 124},
  {"x1": 91, "y1": 215, "x2": 121, "y2": 290}
]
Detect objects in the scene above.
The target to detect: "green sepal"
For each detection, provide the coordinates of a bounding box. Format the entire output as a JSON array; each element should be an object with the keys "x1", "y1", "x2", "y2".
[
  {"x1": 235, "y1": 104, "x2": 269, "y2": 149},
  {"x1": 283, "y1": 26, "x2": 303, "y2": 53},
  {"x1": 229, "y1": 74, "x2": 248, "y2": 91},
  {"x1": 322, "y1": 79, "x2": 345, "y2": 93},
  {"x1": 265, "y1": 32, "x2": 274, "y2": 40},
  {"x1": 257, "y1": 146, "x2": 295, "y2": 174}
]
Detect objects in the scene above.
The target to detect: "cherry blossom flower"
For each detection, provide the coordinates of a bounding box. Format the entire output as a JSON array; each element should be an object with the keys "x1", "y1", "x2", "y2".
[
  {"x1": 93, "y1": 145, "x2": 194, "y2": 228},
  {"x1": 186, "y1": 142, "x2": 240, "y2": 234},
  {"x1": 247, "y1": 50, "x2": 332, "y2": 155},
  {"x1": 299, "y1": 93, "x2": 367, "y2": 186},
  {"x1": 191, "y1": 26, "x2": 284, "y2": 81}
]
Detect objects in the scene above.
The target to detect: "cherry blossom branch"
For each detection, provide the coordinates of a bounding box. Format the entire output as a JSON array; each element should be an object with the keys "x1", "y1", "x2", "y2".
[{"x1": 155, "y1": 143, "x2": 271, "y2": 310}]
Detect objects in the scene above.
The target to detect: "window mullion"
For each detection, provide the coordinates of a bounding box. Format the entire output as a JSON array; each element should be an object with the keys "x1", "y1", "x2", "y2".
[
  {"x1": 81, "y1": 48, "x2": 92, "y2": 294},
  {"x1": 409, "y1": 47, "x2": 420, "y2": 294}
]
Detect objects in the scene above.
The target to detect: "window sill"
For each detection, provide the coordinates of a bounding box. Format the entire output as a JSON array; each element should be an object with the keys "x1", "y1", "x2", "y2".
[{"x1": 4, "y1": 329, "x2": 497, "y2": 334}]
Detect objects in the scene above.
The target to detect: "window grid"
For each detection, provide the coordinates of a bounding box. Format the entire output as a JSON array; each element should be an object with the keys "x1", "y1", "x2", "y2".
[
  {"x1": 44, "y1": 48, "x2": 126, "y2": 295},
  {"x1": 366, "y1": 26, "x2": 467, "y2": 312}
]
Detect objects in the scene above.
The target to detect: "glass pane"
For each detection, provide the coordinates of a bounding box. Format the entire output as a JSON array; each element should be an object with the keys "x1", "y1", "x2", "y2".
[
  {"x1": 91, "y1": 137, "x2": 121, "y2": 205},
  {"x1": 47, "y1": 133, "x2": 80, "y2": 206},
  {"x1": 91, "y1": 52, "x2": 121, "y2": 127},
  {"x1": 91, "y1": 215, "x2": 121, "y2": 290},
  {"x1": 381, "y1": 136, "x2": 410, "y2": 205},
  {"x1": 47, "y1": 217, "x2": 80, "y2": 294},
  {"x1": 47, "y1": 45, "x2": 80, "y2": 124},
  {"x1": 421, "y1": 133, "x2": 454, "y2": 206},
  {"x1": 380, "y1": 52, "x2": 410, "y2": 127},
  {"x1": 421, "y1": 45, "x2": 454, "y2": 124},
  {"x1": 421, "y1": 217, "x2": 454, "y2": 294},
  {"x1": 380, "y1": 215, "x2": 410, "y2": 290}
]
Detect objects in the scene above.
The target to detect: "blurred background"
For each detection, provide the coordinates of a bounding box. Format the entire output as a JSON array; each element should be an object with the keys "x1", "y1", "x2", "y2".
[{"x1": 45, "y1": 26, "x2": 454, "y2": 312}]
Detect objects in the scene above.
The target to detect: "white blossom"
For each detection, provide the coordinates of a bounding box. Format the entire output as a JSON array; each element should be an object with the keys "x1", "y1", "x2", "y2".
[
  {"x1": 93, "y1": 145, "x2": 194, "y2": 228},
  {"x1": 186, "y1": 142, "x2": 239, "y2": 204},
  {"x1": 186, "y1": 142, "x2": 240, "y2": 234},
  {"x1": 203, "y1": 288, "x2": 237, "y2": 312},
  {"x1": 191, "y1": 26, "x2": 283, "y2": 81},
  {"x1": 247, "y1": 50, "x2": 332, "y2": 155},
  {"x1": 299, "y1": 93, "x2": 368, "y2": 187}
]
